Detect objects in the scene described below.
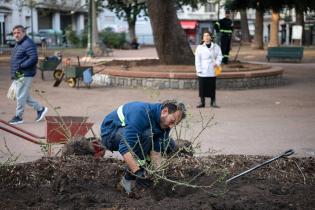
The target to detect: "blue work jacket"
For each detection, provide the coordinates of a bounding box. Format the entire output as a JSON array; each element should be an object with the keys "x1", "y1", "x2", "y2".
[{"x1": 100, "y1": 102, "x2": 172, "y2": 156}]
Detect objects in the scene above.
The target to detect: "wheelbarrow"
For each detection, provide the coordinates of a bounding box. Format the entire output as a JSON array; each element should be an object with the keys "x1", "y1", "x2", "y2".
[
  {"x1": 63, "y1": 65, "x2": 94, "y2": 88},
  {"x1": 38, "y1": 55, "x2": 62, "y2": 80},
  {"x1": 0, "y1": 116, "x2": 104, "y2": 157}
]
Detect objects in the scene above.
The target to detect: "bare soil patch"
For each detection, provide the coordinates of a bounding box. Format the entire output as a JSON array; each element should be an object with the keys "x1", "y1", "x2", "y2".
[{"x1": 0, "y1": 155, "x2": 314, "y2": 210}]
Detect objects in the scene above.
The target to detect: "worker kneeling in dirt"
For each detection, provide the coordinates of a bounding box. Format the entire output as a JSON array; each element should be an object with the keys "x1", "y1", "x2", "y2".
[{"x1": 100, "y1": 100, "x2": 186, "y2": 194}]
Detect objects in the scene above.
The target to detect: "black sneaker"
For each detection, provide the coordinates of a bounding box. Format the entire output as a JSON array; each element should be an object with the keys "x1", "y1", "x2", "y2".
[
  {"x1": 9, "y1": 116, "x2": 23, "y2": 125},
  {"x1": 36, "y1": 107, "x2": 48, "y2": 122}
]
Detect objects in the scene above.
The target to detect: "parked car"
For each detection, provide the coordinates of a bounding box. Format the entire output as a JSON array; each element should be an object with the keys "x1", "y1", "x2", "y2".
[{"x1": 5, "y1": 32, "x2": 45, "y2": 47}]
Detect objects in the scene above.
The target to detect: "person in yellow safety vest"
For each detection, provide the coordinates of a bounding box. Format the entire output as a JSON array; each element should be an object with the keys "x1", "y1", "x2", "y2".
[
  {"x1": 100, "y1": 100, "x2": 187, "y2": 196},
  {"x1": 214, "y1": 10, "x2": 233, "y2": 64}
]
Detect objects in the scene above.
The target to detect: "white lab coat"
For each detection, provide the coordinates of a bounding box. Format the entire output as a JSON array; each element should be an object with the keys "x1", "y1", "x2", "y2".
[{"x1": 195, "y1": 43, "x2": 223, "y2": 77}]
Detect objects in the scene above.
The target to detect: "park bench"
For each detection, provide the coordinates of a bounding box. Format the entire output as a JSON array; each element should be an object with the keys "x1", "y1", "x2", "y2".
[{"x1": 266, "y1": 47, "x2": 304, "y2": 62}]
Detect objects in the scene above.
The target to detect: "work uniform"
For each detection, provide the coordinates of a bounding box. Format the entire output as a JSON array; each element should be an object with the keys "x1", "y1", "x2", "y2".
[
  {"x1": 214, "y1": 17, "x2": 233, "y2": 64},
  {"x1": 100, "y1": 102, "x2": 175, "y2": 162}
]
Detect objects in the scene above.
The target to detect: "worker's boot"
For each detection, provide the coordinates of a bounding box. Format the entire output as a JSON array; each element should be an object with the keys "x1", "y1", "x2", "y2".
[
  {"x1": 119, "y1": 175, "x2": 145, "y2": 198},
  {"x1": 118, "y1": 169, "x2": 145, "y2": 198},
  {"x1": 119, "y1": 176, "x2": 134, "y2": 194},
  {"x1": 196, "y1": 97, "x2": 205, "y2": 108}
]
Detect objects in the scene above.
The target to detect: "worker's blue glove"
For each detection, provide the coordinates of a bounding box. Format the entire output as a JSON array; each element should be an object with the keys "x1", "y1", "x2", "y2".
[
  {"x1": 124, "y1": 169, "x2": 136, "y2": 180},
  {"x1": 134, "y1": 168, "x2": 153, "y2": 189}
]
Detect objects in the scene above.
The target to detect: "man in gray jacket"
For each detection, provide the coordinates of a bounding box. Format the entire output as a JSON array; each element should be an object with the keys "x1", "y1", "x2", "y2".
[{"x1": 9, "y1": 25, "x2": 47, "y2": 125}]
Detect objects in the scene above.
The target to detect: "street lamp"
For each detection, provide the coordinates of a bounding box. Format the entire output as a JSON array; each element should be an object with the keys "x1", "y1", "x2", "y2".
[
  {"x1": 22, "y1": 0, "x2": 94, "y2": 54},
  {"x1": 87, "y1": 0, "x2": 94, "y2": 57},
  {"x1": 71, "y1": 0, "x2": 94, "y2": 57}
]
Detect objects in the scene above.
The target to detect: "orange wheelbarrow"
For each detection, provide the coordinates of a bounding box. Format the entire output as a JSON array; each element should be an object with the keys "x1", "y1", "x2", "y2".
[{"x1": 0, "y1": 116, "x2": 105, "y2": 157}]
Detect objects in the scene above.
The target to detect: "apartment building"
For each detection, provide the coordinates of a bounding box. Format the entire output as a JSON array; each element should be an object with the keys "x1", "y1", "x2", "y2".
[
  {"x1": 1, "y1": 0, "x2": 314, "y2": 46},
  {"x1": 0, "y1": 0, "x2": 87, "y2": 45}
]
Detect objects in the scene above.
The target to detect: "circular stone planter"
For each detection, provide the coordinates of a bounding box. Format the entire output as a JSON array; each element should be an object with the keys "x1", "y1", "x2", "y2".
[{"x1": 94, "y1": 60, "x2": 284, "y2": 90}]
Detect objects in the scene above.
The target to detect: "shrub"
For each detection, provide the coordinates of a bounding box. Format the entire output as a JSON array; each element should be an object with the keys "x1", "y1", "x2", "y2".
[
  {"x1": 99, "y1": 27, "x2": 127, "y2": 49},
  {"x1": 64, "y1": 28, "x2": 88, "y2": 48},
  {"x1": 65, "y1": 29, "x2": 80, "y2": 47}
]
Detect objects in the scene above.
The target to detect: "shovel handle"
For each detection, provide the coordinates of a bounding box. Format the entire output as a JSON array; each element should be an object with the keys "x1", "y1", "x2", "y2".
[
  {"x1": 226, "y1": 149, "x2": 295, "y2": 183},
  {"x1": 281, "y1": 149, "x2": 294, "y2": 157}
]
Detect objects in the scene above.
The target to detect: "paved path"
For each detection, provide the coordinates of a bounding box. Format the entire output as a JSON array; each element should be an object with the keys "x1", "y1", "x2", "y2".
[{"x1": 0, "y1": 48, "x2": 315, "y2": 163}]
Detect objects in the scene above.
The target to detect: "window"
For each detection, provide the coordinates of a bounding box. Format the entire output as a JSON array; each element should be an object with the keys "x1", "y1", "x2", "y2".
[{"x1": 204, "y1": 3, "x2": 215, "y2": 13}]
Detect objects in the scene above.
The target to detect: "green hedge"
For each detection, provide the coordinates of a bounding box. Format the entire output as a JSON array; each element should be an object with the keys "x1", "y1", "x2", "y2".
[
  {"x1": 99, "y1": 27, "x2": 127, "y2": 49},
  {"x1": 65, "y1": 27, "x2": 126, "y2": 48}
]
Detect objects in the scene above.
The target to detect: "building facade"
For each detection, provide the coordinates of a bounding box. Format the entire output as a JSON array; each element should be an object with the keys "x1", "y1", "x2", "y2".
[
  {"x1": 0, "y1": 0, "x2": 87, "y2": 45},
  {"x1": 1, "y1": 0, "x2": 314, "y2": 46}
]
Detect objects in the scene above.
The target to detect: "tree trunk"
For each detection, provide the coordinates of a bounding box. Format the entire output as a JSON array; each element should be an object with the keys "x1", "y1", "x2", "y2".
[
  {"x1": 128, "y1": 20, "x2": 136, "y2": 42},
  {"x1": 295, "y1": 8, "x2": 304, "y2": 44},
  {"x1": 240, "y1": 9, "x2": 251, "y2": 43},
  {"x1": 146, "y1": 0, "x2": 194, "y2": 65},
  {"x1": 268, "y1": 10, "x2": 280, "y2": 47},
  {"x1": 92, "y1": 0, "x2": 99, "y2": 47},
  {"x1": 251, "y1": 9, "x2": 264, "y2": 49}
]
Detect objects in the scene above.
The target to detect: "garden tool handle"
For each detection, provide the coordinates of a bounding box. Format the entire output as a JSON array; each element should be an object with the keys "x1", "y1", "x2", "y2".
[
  {"x1": 281, "y1": 149, "x2": 294, "y2": 157},
  {"x1": 225, "y1": 149, "x2": 295, "y2": 184}
]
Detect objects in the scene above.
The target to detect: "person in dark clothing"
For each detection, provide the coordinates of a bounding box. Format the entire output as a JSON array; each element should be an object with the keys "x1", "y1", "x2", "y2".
[
  {"x1": 131, "y1": 38, "x2": 139, "y2": 49},
  {"x1": 8, "y1": 25, "x2": 48, "y2": 125},
  {"x1": 195, "y1": 31, "x2": 223, "y2": 108},
  {"x1": 100, "y1": 100, "x2": 187, "y2": 195},
  {"x1": 214, "y1": 10, "x2": 233, "y2": 64}
]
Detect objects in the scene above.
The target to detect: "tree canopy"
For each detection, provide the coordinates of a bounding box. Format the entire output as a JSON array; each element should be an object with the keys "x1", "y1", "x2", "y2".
[{"x1": 225, "y1": 0, "x2": 315, "y2": 12}]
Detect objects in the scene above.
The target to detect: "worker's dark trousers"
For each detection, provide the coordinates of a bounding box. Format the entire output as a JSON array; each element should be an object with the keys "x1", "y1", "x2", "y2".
[
  {"x1": 220, "y1": 33, "x2": 232, "y2": 64},
  {"x1": 101, "y1": 127, "x2": 175, "y2": 160}
]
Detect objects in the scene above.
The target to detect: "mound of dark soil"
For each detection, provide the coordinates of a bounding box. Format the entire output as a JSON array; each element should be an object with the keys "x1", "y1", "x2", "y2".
[{"x1": 0, "y1": 155, "x2": 314, "y2": 210}]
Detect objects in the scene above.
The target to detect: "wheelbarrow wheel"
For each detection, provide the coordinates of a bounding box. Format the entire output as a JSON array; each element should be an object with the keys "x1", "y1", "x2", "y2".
[
  {"x1": 53, "y1": 69, "x2": 63, "y2": 80},
  {"x1": 67, "y1": 78, "x2": 76, "y2": 88}
]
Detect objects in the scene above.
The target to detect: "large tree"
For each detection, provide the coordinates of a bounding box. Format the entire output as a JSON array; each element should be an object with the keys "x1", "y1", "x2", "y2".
[
  {"x1": 228, "y1": 0, "x2": 315, "y2": 48},
  {"x1": 106, "y1": 0, "x2": 147, "y2": 42},
  {"x1": 226, "y1": 0, "x2": 265, "y2": 48},
  {"x1": 146, "y1": 0, "x2": 194, "y2": 64},
  {"x1": 252, "y1": 9, "x2": 264, "y2": 49},
  {"x1": 268, "y1": 10, "x2": 280, "y2": 47},
  {"x1": 240, "y1": 9, "x2": 251, "y2": 43},
  {"x1": 106, "y1": 0, "x2": 206, "y2": 64},
  {"x1": 286, "y1": 0, "x2": 315, "y2": 44}
]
